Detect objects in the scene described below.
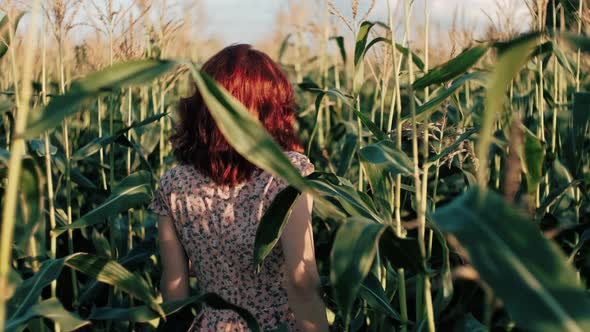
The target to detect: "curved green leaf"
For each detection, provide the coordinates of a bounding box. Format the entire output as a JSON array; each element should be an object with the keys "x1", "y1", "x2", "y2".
[
  {"x1": 562, "y1": 33, "x2": 590, "y2": 54},
  {"x1": 337, "y1": 133, "x2": 358, "y2": 177},
  {"x1": 354, "y1": 21, "x2": 376, "y2": 66},
  {"x1": 520, "y1": 126, "x2": 545, "y2": 194},
  {"x1": 6, "y1": 298, "x2": 89, "y2": 332},
  {"x1": 54, "y1": 153, "x2": 98, "y2": 189},
  {"x1": 308, "y1": 178, "x2": 383, "y2": 222},
  {"x1": 359, "y1": 272, "x2": 402, "y2": 321},
  {"x1": 78, "y1": 247, "x2": 155, "y2": 306},
  {"x1": 359, "y1": 140, "x2": 413, "y2": 217},
  {"x1": 552, "y1": 41, "x2": 573, "y2": 74},
  {"x1": 427, "y1": 128, "x2": 478, "y2": 164},
  {"x1": 412, "y1": 44, "x2": 490, "y2": 90},
  {"x1": 379, "y1": 228, "x2": 424, "y2": 273},
  {"x1": 26, "y1": 59, "x2": 176, "y2": 138},
  {"x1": 72, "y1": 112, "x2": 167, "y2": 160},
  {"x1": 253, "y1": 186, "x2": 301, "y2": 272},
  {"x1": 353, "y1": 21, "x2": 376, "y2": 95},
  {"x1": 402, "y1": 73, "x2": 487, "y2": 124},
  {"x1": 478, "y1": 35, "x2": 538, "y2": 186},
  {"x1": 354, "y1": 109, "x2": 388, "y2": 141},
  {"x1": 330, "y1": 36, "x2": 347, "y2": 63},
  {"x1": 0, "y1": 11, "x2": 25, "y2": 59},
  {"x1": 0, "y1": 99, "x2": 13, "y2": 114},
  {"x1": 28, "y1": 139, "x2": 57, "y2": 157},
  {"x1": 360, "y1": 156, "x2": 393, "y2": 218},
  {"x1": 52, "y1": 171, "x2": 152, "y2": 237},
  {"x1": 7, "y1": 259, "x2": 65, "y2": 320},
  {"x1": 0, "y1": 147, "x2": 9, "y2": 164},
  {"x1": 14, "y1": 158, "x2": 43, "y2": 256},
  {"x1": 433, "y1": 188, "x2": 590, "y2": 332},
  {"x1": 358, "y1": 140, "x2": 414, "y2": 177},
  {"x1": 331, "y1": 218, "x2": 386, "y2": 326},
  {"x1": 426, "y1": 220, "x2": 454, "y2": 318},
  {"x1": 278, "y1": 33, "x2": 292, "y2": 62},
  {"x1": 395, "y1": 43, "x2": 426, "y2": 71},
  {"x1": 64, "y1": 252, "x2": 164, "y2": 318}
]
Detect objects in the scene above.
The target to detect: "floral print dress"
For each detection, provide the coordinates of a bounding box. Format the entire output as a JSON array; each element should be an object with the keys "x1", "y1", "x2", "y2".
[{"x1": 149, "y1": 151, "x2": 314, "y2": 332}]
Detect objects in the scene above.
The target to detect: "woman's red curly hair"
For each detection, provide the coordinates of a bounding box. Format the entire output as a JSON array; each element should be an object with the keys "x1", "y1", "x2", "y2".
[{"x1": 170, "y1": 44, "x2": 303, "y2": 185}]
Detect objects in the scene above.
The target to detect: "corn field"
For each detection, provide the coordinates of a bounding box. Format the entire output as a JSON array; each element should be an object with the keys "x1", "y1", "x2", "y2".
[{"x1": 1, "y1": 0, "x2": 590, "y2": 331}]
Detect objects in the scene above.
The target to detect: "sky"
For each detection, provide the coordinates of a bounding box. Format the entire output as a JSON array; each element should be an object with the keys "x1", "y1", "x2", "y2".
[
  {"x1": 16, "y1": 0, "x2": 532, "y2": 46},
  {"x1": 200, "y1": 0, "x2": 285, "y2": 44},
  {"x1": 199, "y1": 0, "x2": 531, "y2": 44}
]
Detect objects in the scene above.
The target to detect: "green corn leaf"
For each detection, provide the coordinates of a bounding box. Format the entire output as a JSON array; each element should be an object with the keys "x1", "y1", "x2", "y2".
[
  {"x1": 359, "y1": 272, "x2": 402, "y2": 321},
  {"x1": 0, "y1": 147, "x2": 9, "y2": 164},
  {"x1": 403, "y1": 73, "x2": 487, "y2": 124},
  {"x1": 478, "y1": 34, "x2": 538, "y2": 187},
  {"x1": 562, "y1": 33, "x2": 590, "y2": 53},
  {"x1": 331, "y1": 218, "x2": 387, "y2": 327},
  {"x1": 359, "y1": 157, "x2": 393, "y2": 219},
  {"x1": 308, "y1": 177, "x2": 383, "y2": 222},
  {"x1": 427, "y1": 128, "x2": 478, "y2": 164},
  {"x1": 353, "y1": 21, "x2": 376, "y2": 95},
  {"x1": 330, "y1": 36, "x2": 347, "y2": 63},
  {"x1": 51, "y1": 171, "x2": 152, "y2": 237},
  {"x1": 78, "y1": 247, "x2": 154, "y2": 306},
  {"x1": 571, "y1": 92, "x2": 590, "y2": 172},
  {"x1": 64, "y1": 252, "x2": 164, "y2": 318},
  {"x1": 0, "y1": 11, "x2": 25, "y2": 59},
  {"x1": 253, "y1": 186, "x2": 301, "y2": 272},
  {"x1": 13, "y1": 159, "x2": 43, "y2": 258},
  {"x1": 358, "y1": 140, "x2": 414, "y2": 177},
  {"x1": 395, "y1": 43, "x2": 426, "y2": 71},
  {"x1": 352, "y1": 35, "x2": 389, "y2": 95},
  {"x1": 378, "y1": 228, "x2": 424, "y2": 273},
  {"x1": 7, "y1": 259, "x2": 65, "y2": 320},
  {"x1": 337, "y1": 134, "x2": 358, "y2": 177},
  {"x1": 426, "y1": 219, "x2": 454, "y2": 318},
  {"x1": 354, "y1": 21, "x2": 376, "y2": 66},
  {"x1": 28, "y1": 139, "x2": 57, "y2": 157},
  {"x1": 520, "y1": 126, "x2": 545, "y2": 195},
  {"x1": 412, "y1": 44, "x2": 490, "y2": 89},
  {"x1": 551, "y1": 41, "x2": 574, "y2": 74},
  {"x1": 72, "y1": 112, "x2": 167, "y2": 160},
  {"x1": 278, "y1": 33, "x2": 291, "y2": 62},
  {"x1": 433, "y1": 188, "x2": 590, "y2": 332},
  {"x1": 6, "y1": 298, "x2": 89, "y2": 332},
  {"x1": 559, "y1": 0, "x2": 581, "y2": 23},
  {"x1": 358, "y1": 139, "x2": 413, "y2": 218},
  {"x1": 354, "y1": 109, "x2": 388, "y2": 141},
  {"x1": 26, "y1": 59, "x2": 176, "y2": 138},
  {"x1": 53, "y1": 153, "x2": 98, "y2": 189}
]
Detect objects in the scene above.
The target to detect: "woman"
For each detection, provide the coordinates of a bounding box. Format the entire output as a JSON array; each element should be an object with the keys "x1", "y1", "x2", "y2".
[{"x1": 149, "y1": 44, "x2": 329, "y2": 332}]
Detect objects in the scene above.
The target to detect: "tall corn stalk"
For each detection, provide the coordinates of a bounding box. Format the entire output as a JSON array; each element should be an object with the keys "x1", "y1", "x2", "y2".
[
  {"x1": 404, "y1": 0, "x2": 435, "y2": 330},
  {"x1": 41, "y1": 12, "x2": 60, "y2": 332},
  {"x1": 0, "y1": 1, "x2": 40, "y2": 329},
  {"x1": 386, "y1": 0, "x2": 409, "y2": 329}
]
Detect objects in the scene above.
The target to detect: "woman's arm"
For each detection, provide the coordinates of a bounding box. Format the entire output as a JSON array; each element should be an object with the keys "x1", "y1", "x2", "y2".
[
  {"x1": 281, "y1": 193, "x2": 329, "y2": 332},
  {"x1": 158, "y1": 215, "x2": 190, "y2": 301}
]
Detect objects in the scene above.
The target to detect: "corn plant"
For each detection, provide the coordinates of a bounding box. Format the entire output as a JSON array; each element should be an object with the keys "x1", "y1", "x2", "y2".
[{"x1": 1, "y1": 0, "x2": 590, "y2": 331}]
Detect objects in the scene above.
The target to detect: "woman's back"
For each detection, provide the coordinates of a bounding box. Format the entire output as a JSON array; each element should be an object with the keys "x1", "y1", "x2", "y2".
[{"x1": 150, "y1": 151, "x2": 314, "y2": 331}]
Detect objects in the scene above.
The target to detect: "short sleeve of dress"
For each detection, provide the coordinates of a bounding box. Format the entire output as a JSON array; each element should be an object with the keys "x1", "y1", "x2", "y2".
[
  {"x1": 148, "y1": 170, "x2": 172, "y2": 217},
  {"x1": 286, "y1": 151, "x2": 315, "y2": 177}
]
